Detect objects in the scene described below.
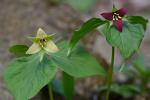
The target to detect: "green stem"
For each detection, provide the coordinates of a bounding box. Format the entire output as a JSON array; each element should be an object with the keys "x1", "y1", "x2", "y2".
[
  {"x1": 48, "y1": 84, "x2": 54, "y2": 100},
  {"x1": 106, "y1": 47, "x2": 115, "y2": 100},
  {"x1": 62, "y1": 72, "x2": 74, "y2": 100}
]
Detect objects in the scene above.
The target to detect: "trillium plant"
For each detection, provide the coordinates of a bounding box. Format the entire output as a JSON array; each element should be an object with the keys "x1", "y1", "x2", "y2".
[
  {"x1": 3, "y1": 5, "x2": 148, "y2": 100},
  {"x1": 68, "y1": 5, "x2": 148, "y2": 100},
  {"x1": 4, "y1": 28, "x2": 105, "y2": 100}
]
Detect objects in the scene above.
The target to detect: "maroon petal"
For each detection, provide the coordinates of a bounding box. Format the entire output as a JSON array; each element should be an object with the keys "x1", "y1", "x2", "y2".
[
  {"x1": 116, "y1": 8, "x2": 127, "y2": 17},
  {"x1": 101, "y1": 12, "x2": 113, "y2": 20},
  {"x1": 113, "y1": 20, "x2": 123, "y2": 32}
]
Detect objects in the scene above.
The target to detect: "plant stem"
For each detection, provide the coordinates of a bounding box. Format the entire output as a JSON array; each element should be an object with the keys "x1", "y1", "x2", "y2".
[
  {"x1": 62, "y1": 72, "x2": 74, "y2": 100},
  {"x1": 48, "y1": 84, "x2": 54, "y2": 100},
  {"x1": 106, "y1": 46, "x2": 115, "y2": 100}
]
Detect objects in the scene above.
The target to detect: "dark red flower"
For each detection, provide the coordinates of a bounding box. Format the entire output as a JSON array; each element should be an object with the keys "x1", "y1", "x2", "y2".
[{"x1": 101, "y1": 8, "x2": 127, "y2": 32}]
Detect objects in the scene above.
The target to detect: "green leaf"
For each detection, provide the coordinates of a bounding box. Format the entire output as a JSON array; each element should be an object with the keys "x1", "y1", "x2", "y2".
[
  {"x1": 62, "y1": 72, "x2": 74, "y2": 100},
  {"x1": 133, "y1": 53, "x2": 146, "y2": 74},
  {"x1": 52, "y1": 41, "x2": 106, "y2": 77},
  {"x1": 111, "y1": 84, "x2": 140, "y2": 98},
  {"x1": 132, "y1": 53, "x2": 150, "y2": 84},
  {"x1": 9, "y1": 45, "x2": 29, "y2": 56},
  {"x1": 100, "y1": 84, "x2": 140, "y2": 98},
  {"x1": 100, "y1": 22, "x2": 144, "y2": 59},
  {"x1": 68, "y1": 18, "x2": 107, "y2": 55},
  {"x1": 126, "y1": 16, "x2": 148, "y2": 31},
  {"x1": 3, "y1": 54, "x2": 57, "y2": 100}
]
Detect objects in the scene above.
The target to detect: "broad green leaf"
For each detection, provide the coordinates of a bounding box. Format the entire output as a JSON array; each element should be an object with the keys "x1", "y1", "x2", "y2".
[
  {"x1": 64, "y1": 0, "x2": 96, "y2": 11},
  {"x1": 68, "y1": 18, "x2": 106, "y2": 55},
  {"x1": 62, "y1": 72, "x2": 74, "y2": 100},
  {"x1": 126, "y1": 16, "x2": 148, "y2": 30},
  {"x1": 132, "y1": 53, "x2": 150, "y2": 84},
  {"x1": 51, "y1": 41, "x2": 106, "y2": 77},
  {"x1": 51, "y1": 79, "x2": 64, "y2": 95},
  {"x1": 9, "y1": 45, "x2": 29, "y2": 56},
  {"x1": 100, "y1": 22, "x2": 144, "y2": 59},
  {"x1": 4, "y1": 54, "x2": 57, "y2": 100},
  {"x1": 133, "y1": 53, "x2": 146, "y2": 74}
]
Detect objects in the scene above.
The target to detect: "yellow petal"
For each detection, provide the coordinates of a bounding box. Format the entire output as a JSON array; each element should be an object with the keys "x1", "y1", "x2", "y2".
[
  {"x1": 48, "y1": 33, "x2": 56, "y2": 37},
  {"x1": 36, "y1": 28, "x2": 47, "y2": 38},
  {"x1": 26, "y1": 43, "x2": 41, "y2": 54},
  {"x1": 44, "y1": 40, "x2": 59, "y2": 53}
]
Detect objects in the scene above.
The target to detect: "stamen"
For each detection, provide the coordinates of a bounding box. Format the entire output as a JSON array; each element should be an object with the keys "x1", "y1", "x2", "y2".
[
  {"x1": 113, "y1": 12, "x2": 122, "y2": 21},
  {"x1": 118, "y1": 16, "x2": 122, "y2": 19},
  {"x1": 113, "y1": 15, "x2": 115, "y2": 20},
  {"x1": 39, "y1": 39, "x2": 47, "y2": 48},
  {"x1": 115, "y1": 17, "x2": 118, "y2": 20},
  {"x1": 114, "y1": 13, "x2": 117, "y2": 15}
]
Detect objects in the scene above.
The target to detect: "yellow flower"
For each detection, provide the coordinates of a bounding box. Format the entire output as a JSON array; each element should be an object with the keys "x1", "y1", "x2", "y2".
[{"x1": 26, "y1": 28, "x2": 59, "y2": 54}]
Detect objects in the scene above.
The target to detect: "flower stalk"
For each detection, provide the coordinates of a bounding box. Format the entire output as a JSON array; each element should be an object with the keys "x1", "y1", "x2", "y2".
[
  {"x1": 48, "y1": 84, "x2": 54, "y2": 100},
  {"x1": 106, "y1": 46, "x2": 115, "y2": 100}
]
